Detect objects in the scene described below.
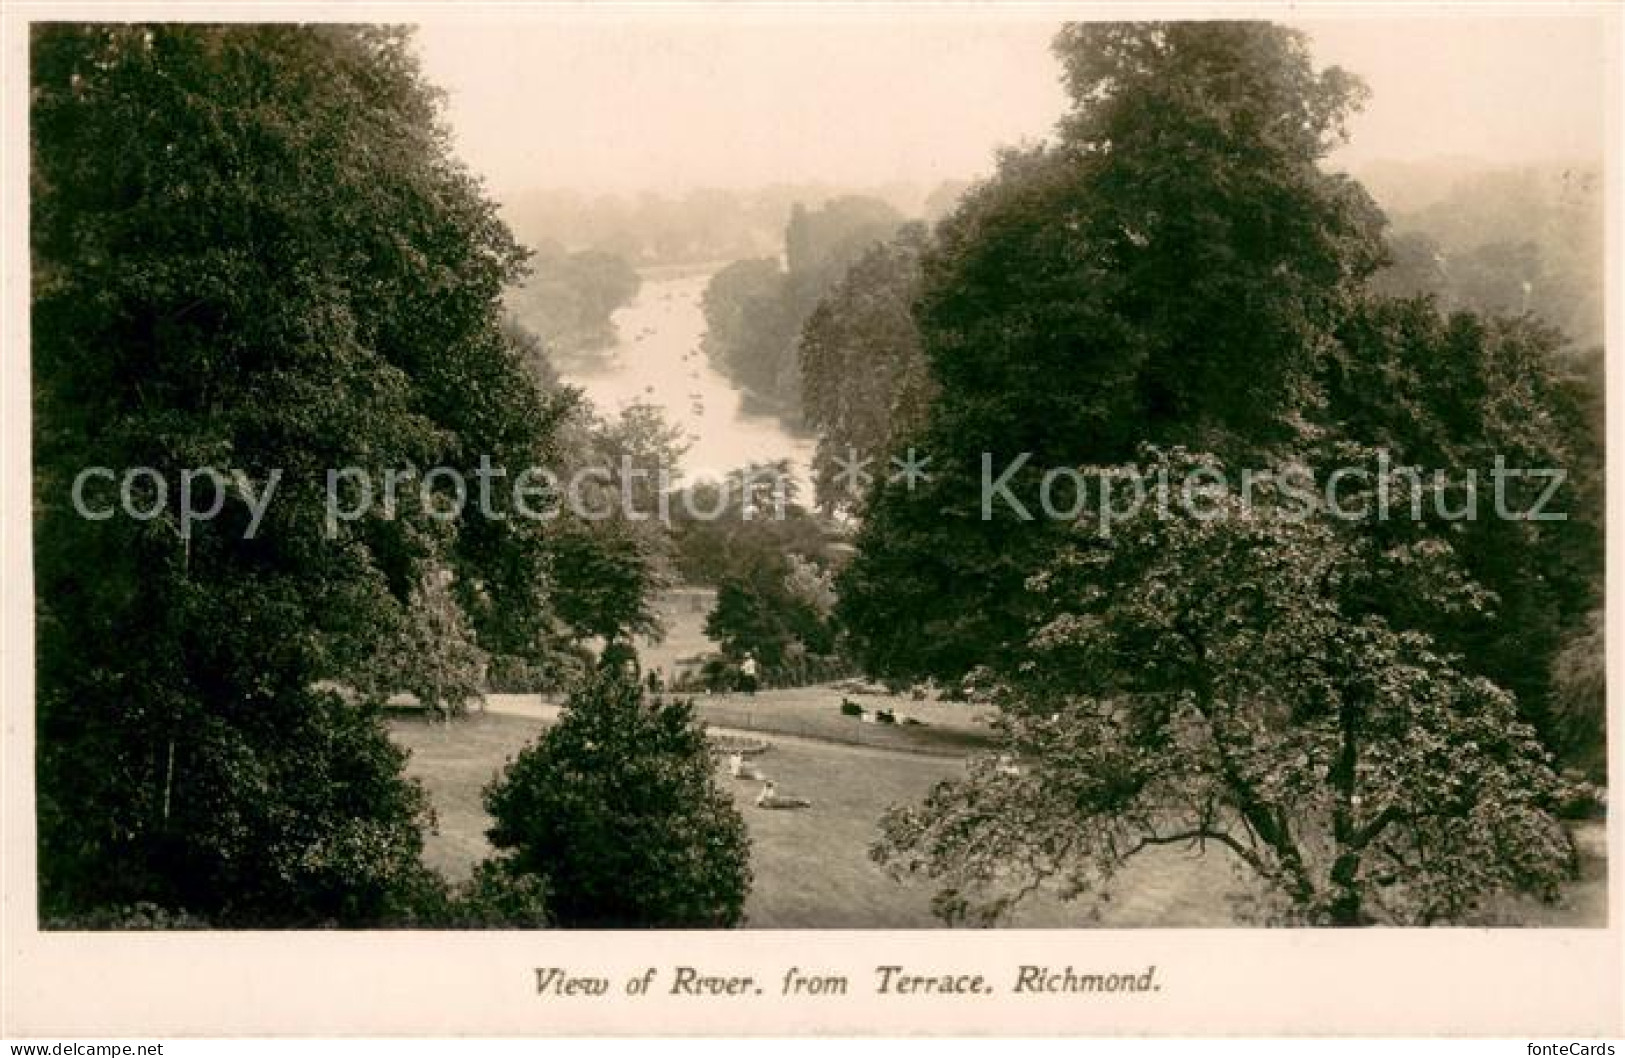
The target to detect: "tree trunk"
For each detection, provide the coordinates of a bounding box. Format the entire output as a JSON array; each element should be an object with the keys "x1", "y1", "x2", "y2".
[
  {"x1": 1327, "y1": 685, "x2": 1367, "y2": 926},
  {"x1": 1328, "y1": 852, "x2": 1364, "y2": 926}
]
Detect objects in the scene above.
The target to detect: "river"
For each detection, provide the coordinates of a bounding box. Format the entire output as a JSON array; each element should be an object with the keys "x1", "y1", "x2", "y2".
[{"x1": 552, "y1": 268, "x2": 815, "y2": 485}]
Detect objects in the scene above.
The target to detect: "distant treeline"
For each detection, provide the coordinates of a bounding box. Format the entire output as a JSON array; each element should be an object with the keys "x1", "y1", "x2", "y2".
[
  {"x1": 1366, "y1": 160, "x2": 1604, "y2": 351},
  {"x1": 500, "y1": 183, "x2": 968, "y2": 367},
  {"x1": 688, "y1": 158, "x2": 1607, "y2": 510},
  {"x1": 502, "y1": 182, "x2": 969, "y2": 269},
  {"x1": 505, "y1": 239, "x2": 641, "y2": 358},
  {"x1": 697, "y1": 196, "x2": 915, "y2": 422}
]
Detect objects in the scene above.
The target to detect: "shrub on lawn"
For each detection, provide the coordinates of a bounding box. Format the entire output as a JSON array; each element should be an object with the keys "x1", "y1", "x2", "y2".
[
  {"x1": 709, "y1": 734, "x2": 771, "y2": 757},
  {"x1": 481, "y1": 671, "x2": 753, "y2": 927},
  {"x1": 486, "y1": 652, "x2": 591, "y2": 693},
  {"x1": 699, "y1": 655, "x2": 742, "y2": 693},
  {"x1": 839, "y1": 698, "x2": 864, "y2": 717}
]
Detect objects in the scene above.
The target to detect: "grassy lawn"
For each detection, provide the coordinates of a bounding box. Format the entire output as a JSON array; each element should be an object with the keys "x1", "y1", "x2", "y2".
[
  {"x1": 678, "y1": 687, "x2": 999, "y2": 756},
  {"x1": 700, "y1": 729, "x2": 1251, "y2": 928},
  {"x1": 612, "y1": 590, "x2": 1002, "y2": 754},
  {"x1": 388, "y1": 710, "x2": 1607, "y2": 928},
  {"x1": 389, "y1": 711, "x2": 547, "y2": 884},
  {"x1": 389, "y1": 711, "x2": 1237, "y2": 927},
  {"x1": 483, "y1": 686, "x2": 1001, "y2": 757}
]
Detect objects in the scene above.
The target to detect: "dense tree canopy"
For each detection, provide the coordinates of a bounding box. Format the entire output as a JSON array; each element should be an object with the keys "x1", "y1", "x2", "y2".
[
  {"x1": 534, "y1": 401, "x2": 687, "y2": 650},
  {"x1": 706, "y1": 551, "x2": 839, "y2": 685},
  {"x1": 836, "y1": 23, "x2": 1599, "y2": 721},
  {"x1": 31, "y1": 24, "x2": 568, "y2": 923},
  {"x1": 1322, "y1": 302, "x2": 1602, "y2": 740}
]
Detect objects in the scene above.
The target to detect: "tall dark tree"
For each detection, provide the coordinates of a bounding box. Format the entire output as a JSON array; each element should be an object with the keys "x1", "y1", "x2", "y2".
[
  {"x1": 31, "y1": 25, "x2": 564, "y2": 923},
  {"x1": 706, "y1": 551, "x2": 838, "y2": 685},
  {"x1": 839, "y1": 22, "x2": 1385, "y2": 683},
  {"x1": 535, "y1": 400, "x2": 686, "y2": 653},
  {"x1": 853, "y1": 21, "x2": 1601, "y2": 924}
]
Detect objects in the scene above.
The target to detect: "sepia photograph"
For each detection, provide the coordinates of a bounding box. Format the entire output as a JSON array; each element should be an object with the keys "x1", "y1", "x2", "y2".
[{"x1": 2, "y1": 0, "x2": 1620, "y2": 1041}]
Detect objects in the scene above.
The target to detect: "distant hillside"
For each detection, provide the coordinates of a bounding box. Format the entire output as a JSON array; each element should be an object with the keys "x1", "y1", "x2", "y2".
[
  {"x1": 1356, "y1": 158, "x2": 1604, "y2": 349},
  {"x1": 501, "y1": 180, "x2": 962, "y2": 269}
]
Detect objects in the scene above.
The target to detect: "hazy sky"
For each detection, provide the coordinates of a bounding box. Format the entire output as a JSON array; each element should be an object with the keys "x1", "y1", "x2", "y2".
[{"x1": 414, "y1": 11, "x2": 1610, "y2": 200}]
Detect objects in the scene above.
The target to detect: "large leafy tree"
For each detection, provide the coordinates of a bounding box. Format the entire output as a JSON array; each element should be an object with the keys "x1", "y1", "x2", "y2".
[
  {"x1": 849, "y1": 21, "x2": 1600, "y2": 924},
  {"x1": 838, "y1": 24, "x2": 1599, "y2": 740},
  {"x1": 706, "y1": 552, "x2": 839, "y2": 685},
  {"x1": 537, "y1": 400, "x2": 687, "y2": 651},
  {"x1": 31, "y1": 25, "x2": 564, "y2": 923},
  {"x1": 838, "y1": 23, "x2": 1386, "y2": 684},
  {"x1": 362, "y1": 567, "x2": 489, "y2": 722},
  {"x1": 875, "y1": 451, "x2": 1578, "y2": 926}
]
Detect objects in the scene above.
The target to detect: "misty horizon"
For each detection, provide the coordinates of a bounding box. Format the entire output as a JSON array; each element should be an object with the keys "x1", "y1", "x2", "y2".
[{"x1": 415, "y1": 14, "x2": 1607, "y2": 204}]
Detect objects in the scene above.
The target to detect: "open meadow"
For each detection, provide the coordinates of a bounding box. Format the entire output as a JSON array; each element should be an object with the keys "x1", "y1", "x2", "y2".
[
  {"x1": 392, "y1": 594, "x2": 1607, "y2": 928},
  {"x1": 390, "y1": 700, "x2": 1606, "y2": 929}
]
